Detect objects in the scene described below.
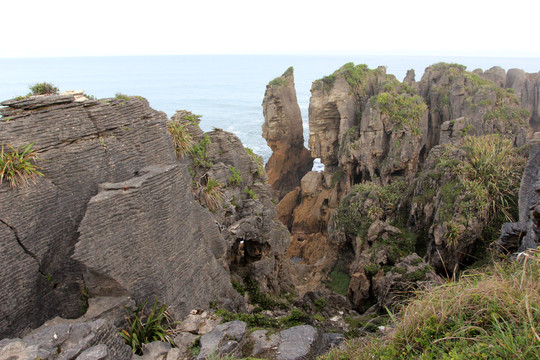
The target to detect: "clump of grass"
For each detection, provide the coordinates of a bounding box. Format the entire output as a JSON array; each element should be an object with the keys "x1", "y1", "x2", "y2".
[
  {"x1": 0, "y1": 143, "x2": 43, "y2": 188},
  {"x1": 320, "y1": 250, "x2": 540, "y2": 359},
  {"x1": 201, "y1": 178, "x2": 223, "y2": 212},
  {"x1": 120, "y1": 299, "x2": 178, "y2": 355},
  {"x1": 167, "y1": 120, "x2": 193, "y2": 158},
  {"x1": 458, "y1": 135, "x2": 525, "y2": 222},
  {"x1": 29, "y1": 82, "x2": 59, "y2": 95}
]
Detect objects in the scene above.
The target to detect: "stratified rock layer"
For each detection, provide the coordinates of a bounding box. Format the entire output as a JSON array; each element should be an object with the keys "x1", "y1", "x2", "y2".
[
  {"x1": 262, "y1": 68, "x2": 312, "y2": 199},
  {"x1": 0, "y1": 95, "x2": 175, "y2": 337},
  {"x1": 73, "y1": 164, "x2": 242, "y2": 317}
]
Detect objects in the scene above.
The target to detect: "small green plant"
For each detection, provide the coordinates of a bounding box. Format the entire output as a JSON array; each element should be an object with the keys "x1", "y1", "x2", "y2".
[
  {"x1": 202, "y1": 178, "x2": 223, "y2": 212},
  {"x1": 29, "y1": 82, "x2": 59, "y2": 95},
  {"x1": 243, "y1": 187, "x2": 258, "y2": 200},
  {"x1": 0, "y1": 143, "x2": 43, "y2": 188},
  {"x1": 232, "y1": 280, "x2": 246, "y2": 296},
  {"x1": 167, "y1": 120, "x2": 193, "y2": 158},
  {"x1": 115, "y1": 93, "x2": 130, "y2": 101},
  {"x1": 227, "y1": 166, "x2": 243, "y2": 186},
  {"x1": 314, "y1": 297, "x2": 328, "y2": 312},
  {"x1": 120, "y1": 299, "x2": 178, "y2": 355},
  {"x1": 190, "y1": 134, "x2": 213, "y2": 168}
]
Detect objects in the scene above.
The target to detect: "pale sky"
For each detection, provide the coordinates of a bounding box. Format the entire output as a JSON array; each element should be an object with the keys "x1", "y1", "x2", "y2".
[{"x1": 2, "y1": 0, "x2": 539, "y2": 58}]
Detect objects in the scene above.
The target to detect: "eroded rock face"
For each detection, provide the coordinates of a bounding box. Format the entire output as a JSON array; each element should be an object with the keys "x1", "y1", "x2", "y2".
[
  {"x1": 277, "y1": 62, "x2": 536, "y2": 308},
  {"x1": 498, "y1": 132, "x2": 540, "y2": 253},
  {"x1": 0, "y1": 96, "x2": 289, "y2": 339},
  {"x1": 73, "y1": 165, "x2": 243, "y2": 318},
  {"x1": 170, "y1": 111, "x2": 293, "y2": 296},
  {"x1": 262, "y1": 68, "x2": 312, "y2": 199},
  {"x1": 0, "y1": 95, "x2": 175, "y2": 337}
]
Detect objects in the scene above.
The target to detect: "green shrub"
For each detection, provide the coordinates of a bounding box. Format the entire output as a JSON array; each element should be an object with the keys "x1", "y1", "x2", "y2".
[
  {"x1": 243, "y1": 187, "x2": 258, "y2": 200},
  {"x1": 115, "y1": 93, "x2": 130, "y2": 101},
  {"x1": 281, "y1": 309, "x2": 311, "y2": 327},
  {"x1": 371, "y1": 92, "x2": 426, "y2": 135},
  {"x1": 227, "y1": 166, "x2": 243, "y2": 186},
  {"x1": 314, "y1": 297, "x2": 328, "y2": 312},
  {"x1": 120, "y1": 299, "x2": 178, "y2": 355},
  {"x1": 29, "y1": 82, "x2": 59, "y2": 95},
  {"x1": 190, "y1": 134, "x2": 213, "y2": 168},
  {"x1": 0, "y1": 143, "x2": 43, "y2": 188}
]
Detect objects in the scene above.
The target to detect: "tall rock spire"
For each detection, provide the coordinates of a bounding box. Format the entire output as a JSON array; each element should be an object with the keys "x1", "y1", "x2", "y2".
[{"x1": 262, "y1": 67, "x2": 312, "y2": 199}]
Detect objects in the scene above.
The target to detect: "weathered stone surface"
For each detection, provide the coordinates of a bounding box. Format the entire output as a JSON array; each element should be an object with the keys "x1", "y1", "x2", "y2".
[
  {"x1": 178, "y1": 310, "x2": 221, "y2": 335},
  {"x1": 277, "y1": 325, "x2": 326, "y2": 360},
  {"x1": 184, "y1": 124, "x2": 293, "y2": 295},
  {"x1": 76, "y1": 344, "x2": 109, "y2": 360},
  {"x1": 196, "y1": 320, "x2": 247, "y2": 360},
  {"x1": 137, "y1": 341, "x2": 171, "y2": 360},
  {"x1": 73, "y1": 165, "x2": 242, "y2": 319},
  {"x1": 0, "y1": 319, "x2": 131, "y2": 360},
  {"x1": 499, "y1": 133, "x2": 540, "y2": 253},
  {"x1": 262, "y1": 68, "x2": 312, "y2": 199},
  {"x1": 249, "y1": 329, "x2": 280, "y2": 358},
  {"x1": 0, "y1": 96, "x2": 175, "y2": 337},
  {"x1": 308, "y1": 77, "x2": 359, "y2": 167}
]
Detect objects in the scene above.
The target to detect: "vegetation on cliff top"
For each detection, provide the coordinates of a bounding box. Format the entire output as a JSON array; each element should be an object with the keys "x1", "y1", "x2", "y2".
[
  {"x1": 371, "y1": 92, "x2": 427, "y2": 135},
  {"x1": 268, "y1": 66, "x2": 294, "y2": 87},
  {"x1": 320, "y1": 249, "x2": 540, "y2": 359}
]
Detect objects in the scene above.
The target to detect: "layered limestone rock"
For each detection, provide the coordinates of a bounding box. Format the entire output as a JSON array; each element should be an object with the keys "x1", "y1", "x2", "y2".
[
  {"x1": 169, "y1": 111, "x2": 293, "y2": 296},
  {"x1": 497, "y1": 132, "x2": 540, "y2": 253},
  {"x1": 0, "y1": 94, "x2": 176, "y2": 337},
  {"x1": 262, "y1": 67, "x2": 312, "y2": 200},
  {"x1": 73, "y1": 164, "x2": 243, "y2": 317},
  {"x1": 0, "y1": 95, "x2": 289, "y2": 339},
  {"x1": 276, "y1": 62, "x2": 536, "y2": 310}
]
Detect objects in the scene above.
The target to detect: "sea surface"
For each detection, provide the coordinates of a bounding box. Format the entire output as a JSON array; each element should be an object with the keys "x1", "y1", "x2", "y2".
[{"x1": 1, "y1": 55, "x2": 539, "y2": 162}]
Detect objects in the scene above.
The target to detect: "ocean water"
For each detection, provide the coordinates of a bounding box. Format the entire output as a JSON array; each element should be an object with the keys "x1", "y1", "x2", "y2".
[{"x1": 1, "y1": 55, "x2": 539, "y2": 161}]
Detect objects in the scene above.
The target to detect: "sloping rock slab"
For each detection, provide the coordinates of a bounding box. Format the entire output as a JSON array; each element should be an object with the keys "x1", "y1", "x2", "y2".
[
  {"x1": 277, "y1": 325, "x2": 326, "y2": 360},
  {"x1": 73, "y1": 164, "x2": 242, "y2": 319}
]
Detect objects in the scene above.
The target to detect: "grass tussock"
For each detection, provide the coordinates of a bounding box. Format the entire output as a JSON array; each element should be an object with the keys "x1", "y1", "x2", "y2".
[
  {"x1": 167, "y1": 119, "x2": 193, "y2": 158},
  {"x1": 320, "y1": 249, "x2": 540, "y2": 359},
  {"x1": 0, "y1": 143, "x2": 43, "y2": 188}
]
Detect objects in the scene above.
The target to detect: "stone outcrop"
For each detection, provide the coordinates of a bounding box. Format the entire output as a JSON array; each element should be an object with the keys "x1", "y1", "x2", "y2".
[
  {"x1": 73, "y1": 164, "x2": 243, "y2": 317},
  {"x1": 275, "y1": 62, "x2": 536, "y2": 309},
  {"x1": 0, "y1": 95, "x2": 290, "y2": 339},
  {"x1": 172, "y1": 111, "x2": 294, "y2": 296},
  {"x1": 498, "y1": 132, "x2": 540, "y2": 253},
  {"x1": 0, "y1": 94, "x2": 176, "y2": 337},
  {"x1": 262, "y1": 67, "x2": 312, "y2": 199},
  {"x1": 0, "y1": 318, "x2": 132, "y2": 360}
]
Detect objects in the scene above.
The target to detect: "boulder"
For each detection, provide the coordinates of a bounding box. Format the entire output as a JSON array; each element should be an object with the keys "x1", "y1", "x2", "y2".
[
  {"x1": 0, "y1": 318, "x2": 131, "y2": 360},
  {"x1": 196, "y1": 320, "x2": 247, "y2": 360},
  {"x1": 277, "y1": 325, "x2": 326, "y2": 360}
]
